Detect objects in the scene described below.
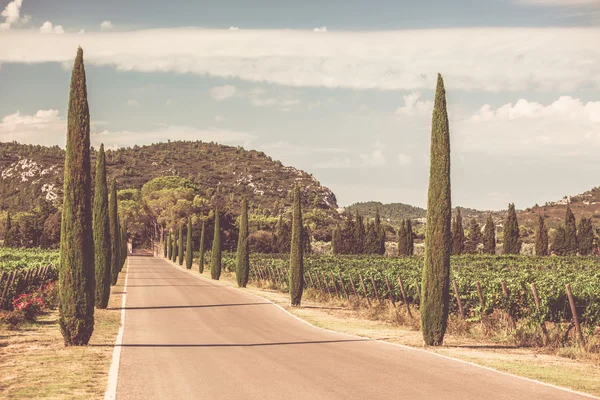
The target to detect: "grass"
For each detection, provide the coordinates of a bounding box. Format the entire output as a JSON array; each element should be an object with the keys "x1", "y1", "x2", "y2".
[{"x1": 0, "y1": 263, "x2": 127, "y2": 399}]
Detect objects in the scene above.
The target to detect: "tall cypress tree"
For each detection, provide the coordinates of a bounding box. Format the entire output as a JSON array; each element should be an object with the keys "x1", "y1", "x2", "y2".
[
  {"x1": 167, "y1": 231, "x2": 173, "y2": 259},
  {"x1": 59, "y1": 47, "x2": 95, "y2": 346},
  {"x1": 577, "y1": 217, "x2": 594, "y2": 256},
  {"x1": 236, "y1": 197, "x2": 250, "y2": 287},
  {"x1": 503, "y1": 203, "x2": 521, "y2": 255},
  {"x1": 211, "y1": 207, "x2": 222, "y2": 280},
  {"x1": 374, "y1": 208, "x2": 385, "y2": 255},
  {"x1": 406, "y1": 219, "x2": 414, "y2": 256},
  {"x1": 163, "y1": 232, "x2": 168, "y2": 257},
  {"x1": 421, "y1": 74, "x2": 451, "y2": 347},
  {"x1": 534, "y1": 214, "x2": 549, "y2": 256},
  {"x1": 198, "y1": 222, "x2": 205, "y2": 273},
  {"x1": 465, "y1": 219, "x2": 481, "y2": 254},
  {"x1": 289, "y1": 185, "x2": 304, "y2": 306},
  {"x1": 120, "y1": 223, "x2": 127, "y2": 268},
  {"x1": 93, "y1": 144, "x2": 111, "y2": 309},
  {"x1": 186, "y1": 217, "x2": 193, "y2": 269},
  {"x1": 331, "y1": 225, "x2": 340, "y2": 255},
  {"x1": 550, "y1": 226, "x2": 566, "y2": 256},
  {"x1": 178, "y1": 224, "x2": 184, "y2": 265},
  {"x1": 451, "y1": 208, "x2": 464, "y2": 255},
  {"x1": 109, "y1": 180, "x2": 119, "y2": 285},
  {"x1": 397, "y1": 220, "x2": 408, "y2": 256},
  {"x1": 564, "y1": 203, "x2": 578, "y2": 255},
  {"x1": 172, "y1": 227, "x2": 178, "y2": 262},
  {"x1": 483, "y1": 214, "x2": 496, "y2": 255},
  {"x1": 354, "y1": 211, "x2": 366, "y2": 254}
]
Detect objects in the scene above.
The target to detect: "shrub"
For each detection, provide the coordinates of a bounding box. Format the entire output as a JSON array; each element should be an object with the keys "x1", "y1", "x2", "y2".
[
  {"x1": 248, "y1": 230, "x2": 274, "y2": 253},
  {"x1": 13, "y1": 292, "x2": 44, "y2": 320},
  {"x1": 0, "y1": 310, "x2": 26, "y2": 330}
]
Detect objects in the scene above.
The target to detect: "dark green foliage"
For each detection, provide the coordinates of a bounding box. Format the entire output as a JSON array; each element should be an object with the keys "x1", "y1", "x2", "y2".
[
  {"x1": 451, "y1": 208, "x2": 464, "y2": 255},
  {"x1": 121, "y1": 223, "x2": 127, "y2": 267},
  {"x1": 577, "y1": 217, "x2": 594, "y2": 255},
  {"x1": 273, "y1": 215, "x2": 291, "y2": 253},
  {"x1": 236, "y1": 197, "x2": 250, "y2": 287},
  {"x1": 289, "y1": 185, "x2": 304, "y2": 306},
  {"x1": 550, "y1": 226, "x2": 566, "y2": 256},
  {"x1": 198, "y1": 222, "x2": 205, "y2": 273},
  {"x1": 167, "y1": 231, "x2": 172, "y2": 259},
  {"x1": 93, "y1": 144, "x2": 111, "y2": 309},
  {"x1": 465, "y1": 219, "x2": 481, "y2": 254},
  {"x1": 331, "y1": 225, "x2": 341, "y2": 254},
  {"x1": 178, "y1": 224, "x2": 184, "y2": 265},
  {"x1": 186, "y1": 217, "x2": 193, "y2": 269},
  {"x1": 397, "y1": 220, "x2": 408, "y2": 256},
  {"x1": 211, "y1": 207, "x2": 222, "y2": 280},
  {"x1": 374, "y1": 209, "x2": 385, "y2": 255},
  {"x1": 564, "y1": 203, "x2": 578, "y2": 255},
  {"x1": 163, "y1": 232, "x2": 168, "y2": 257},
  {"x1": 503, "y1": 203, "x2": 521, "y2": 255},
  {"x1": 534, "y1": 214, "x2": 549, "y2": 256},
  {"x1": 353, "y1": 211, "x2": 365, "y2": 254},
  {"x1": 59, "y1": 47, "x2": 95, "y2": 346},
  {"x1": 421, "y1": 74, "x2": 451, "y2": 347},
  {"x1": 483, "y1": 214, "x2": 496, "y2": 255},
  {"x1": 406, "y1": 219, "x2": 414, "y2": 256},
  {"x1": 3, "y1": 212, "x2": 19, "y2": 248},
  {"x1": 109, "y1": 180, "x2": 119, "y2": 285},
  {"x1": 172, "y1": 228, "x2": 178, "y2": 262}
]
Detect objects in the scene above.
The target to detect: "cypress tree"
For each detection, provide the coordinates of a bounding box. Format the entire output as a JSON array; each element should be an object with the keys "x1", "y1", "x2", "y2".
[
  {"x1": 354, "y1": 211, "x2": 366, "y2": 254},
  {"x1": 374, "y1": 209, "x2": 385, "y2": 255},
  {"x1": 406, "y1": 219, "x2": 414, "y2": 256},
  {"x1": 331, "y1": 225, "x2": 340, "y2": 255},
  {"x1": 451, "y1": 208, "x2": 464, "y2": 255},
  {"x1": 198, "y1": 222, "x2": 205, "y2": 273},
  {"x1": 465, "y1": 219, "x2": 481, "y2": 254},
  {"x1": 163, "y1": 232, "x2": 168, "y2": 257},
  {"x1": 59, "y1": 47, "x2": 95, "y2": 346},
  {"x1": 236, "y1": 197, "x2": 250, "y2": 287},
  {"x1": 186, "y1": 217, "x2": 193, "y2": 269},
  {"x1": 109, "y1": 180, "x2": 119, "y2": 285},
  {"x1": 564, "y1": 203, "x2": 578, "y2": 255},
  {"x1": 178, "y1": 224, "x2": 184, "y2": 265},
  {"x1": 483, "y1": 214, "x2": 496, "y2": 255},
  {"x1": 550, "y1": 226, "x2": 566, "y2": 256},
  {"x1": 289, "y1": 185, "x2": 304, "y2": 306},
  {"x1": 172, "y1": 227, "x2": 178, "y2": 262},
  {"x1": 534, "y1": 214, "x2": 549, "y2": 256},
  {"x1": 397, "y1": 220, "x2": 408, "y2": 256},
  {"x1": 167, "y1": 231, "x2": 172, "y2": 259},
  {"x1": 93, "y1": 144, "x2": 111, "y2": 309},
  {"x1": 421, "y1": 74, "x2": 451, "y2": 347},
  {"x1": 503, "y1": 203, "x2": 521, "y2": 255},
  {"x1": 211, "y1": 207, "x2": 222, "y2": 280},
  {"x1": 121, "y1": 222, "x2": 127, "y2": 267},
  {"x1": 577, "y1": 217, "x2": 594, "y2": 255}
]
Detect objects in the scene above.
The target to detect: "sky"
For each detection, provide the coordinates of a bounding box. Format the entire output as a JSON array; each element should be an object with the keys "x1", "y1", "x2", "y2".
[{"x1": 0, "y1": 0, "x2": 599, "y2": 210}]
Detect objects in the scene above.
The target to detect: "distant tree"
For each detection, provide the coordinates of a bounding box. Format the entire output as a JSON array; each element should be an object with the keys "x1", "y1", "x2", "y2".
[
  {"x1": 483, "y1": 214, "x2": 496, "y2": 255},
  {"x1": 3, "y1": 212, "x2": 19, "y2": 248},
  {"x1": 172, "y1": 227, "x2": 178, "y2": 262},
  {"x1": 236, "y1": 197, "x2": 250, "y2": 287},
  {"x1": 289, "y1": 185, "x2": 304, "y2": 306},
  {"x1": 178, "y1": 224, "x2": 184, "y2": 265},
  {"x1": 353, "y1": 211, "x2": 366, "y2": 254},
  {"x1": 465, "y1": 219, "x2": 481, "y2": 254},
  {"x1": 534, "y1": 214, "x2": 549, "y2": 256},
  {"x1": 211, "y1": 207, "x2": 222, "y2": 280},
  {"x1": 406, "y1": 219, "x2": 414, "y2": 256},
  {"x1": 331, "y1": 225, "x2": 341, "y2": 255},
  {"x1": 273, "y1": 215, "x2": 291, "y2": 253},
  {"x1": 451, "y1": 208, "x2": 464, "y2": 255},
  {"x1": 185, "y1": 216, "x2": 193, "y2": 269},
  {"x1": 374, "y1": 209, "x2": 385, "y2": 255},
  {"x1": 564, "y1": 203, "x2": 578, "y2": 255},
  {"x1": 397, "y1": 220, "x2": 409, "y2": 256},
  {"x1": 93, "y1": 144, "x2": 111, "y2": 309},
  {"x1": 163, "y1": 232, "x2": 168, "y2": 257},
  {"x1": 198, "y1": 222, "x2": 205, "y2": 273},
  {"x1": 167, "y1": 230, "x2": 173, "y2": 260},
  {"x1": 577, "y1": 217, "x2": 594, "y2": 255},
  {"x1": 109, "y1": 180, "x2": 120, "y2": 285},
  {"x1": 550, "y1": 226, "x2": 566, "y2": 256},
  {"x1": 503, "y1": 203, "x2": 521, "y2": 255}
]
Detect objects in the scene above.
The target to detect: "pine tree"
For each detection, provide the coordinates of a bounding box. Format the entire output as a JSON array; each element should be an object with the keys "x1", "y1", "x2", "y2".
[
  {"x1": 465, "y1": 219, "x2": 481, "y2": 254},
  {"x1": 93, "y1": 144, "x2": 111, "y2": 309},
  {"x1": 577, "y1": 217, "x2": 594, "y2": 255},
  {"x1": 163, "y1": 232, "x2": 168, "y2": 257},
  {"x1": 167, "y1": 231, "x2": 173, "y2": 260},
  {"x1": 186, "y1": 216, "x2": 193, "y2": 269},
  {"x1": 451, "y1": 208, "x2": 464, "y2": 255},
  {"x1": 534, "y1": 214, "x2": 549, "y2": 256},
  {"x1": 550, "y1": 226, "x2": 566, "y2": 256},
  {"x1": 211, "y1": 207, "x2": 222, "y2": 280},
  {"x1": 236, "y1": 197, "x2": 250, "y2": 287},
  {"x1": 483, "y1": 214, "x2": 496, "y2": 255},
  {"x1": 178, "y1": 224, "x2": 184, "y2": 265},
  {"x1": 564, "y1": 203, "x2": 578, "y2": 255},
  {"x1": 59, "y1": 47, "x2": 95, "y2": 346},
  {"x1": 503, "y1": 203, "x2": 521, "y2": 255},
  {"x1": 406, "y1": 219, "x2": 414, "y2": 256},
  {"x1": 289, "y1": 185, "x2": 304, "y2": 306},
  {"x1": 198, "y1": 222, "x2": 205, "y2": 273},
  {"x1": 421, "y1": 74, "x2": 451, "y2": 346},
  {"x1": 397, "y1": 220, "x2": 408, "y2": 256}
]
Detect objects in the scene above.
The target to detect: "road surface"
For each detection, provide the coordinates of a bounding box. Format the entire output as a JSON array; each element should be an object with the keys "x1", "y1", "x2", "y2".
[{"x1": 114, "y1": 256, "x2": 592, "y2": 400}]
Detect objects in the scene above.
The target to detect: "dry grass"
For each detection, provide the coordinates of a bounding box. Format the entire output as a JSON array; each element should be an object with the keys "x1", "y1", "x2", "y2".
[{"x1": 0, "y1": 264, "x2": 127, "y2": 399}]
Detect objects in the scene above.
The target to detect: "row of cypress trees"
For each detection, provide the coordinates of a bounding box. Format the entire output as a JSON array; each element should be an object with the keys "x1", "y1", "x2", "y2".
[
  {"x1": 542, "y1": 203, "x2": 595, "y2": 256},
  {"x1": 331, "y1": 209, "x2": 385, "y2": 255}
]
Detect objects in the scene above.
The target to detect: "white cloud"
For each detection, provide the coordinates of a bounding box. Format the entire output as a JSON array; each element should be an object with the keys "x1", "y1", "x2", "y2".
[
  {"x1": 395, "y1": 91, "x2": 433, "y2": 116},
  {"x1": 78, "y1": 29, "x2": 85, "y2": 35},
  {"x1": 228, "y1": 26, "x2": 239, "y2": 31},
  {"x1": 313, "y1": 27, "x2": 328, "y2": 33},
  {"x1": 209, "y1": 84, "x2": 237, "y2": 101},
  {"x1": 398, "y1": 153, "x2": 413, "y2": 166},
  {"x1": 40, "y1": 21, "x2": 64, "y2": 34},
  {"x1": 0, "y1": 0, "x2": 29, "y2": 30},
  {"x1": 0, "y1": 109, "x2": 65, "y2": 145},
  {"x1": 0, "y1": 27, "x2": 597, "y2": 92},
  {"x1": 245, "y1": 87, "x2": 299, "y2": 109},
  {"x1": 100, "y1": 20, "x2": 112, "y2": 29},
  {"x1": 360, "y1": 141, "x2": 386, "y2": 167},
  {"x1": 127, "y1": 99, "x2": 140, "y2": 108}
]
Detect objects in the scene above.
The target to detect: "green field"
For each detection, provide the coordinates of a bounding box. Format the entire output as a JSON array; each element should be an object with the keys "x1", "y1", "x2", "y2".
[{"x1": 0, "y1": 248, "x2": 59, "y2": 273}]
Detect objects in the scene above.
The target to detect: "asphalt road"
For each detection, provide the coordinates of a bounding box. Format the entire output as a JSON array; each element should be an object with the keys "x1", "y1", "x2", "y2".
[{"x1": 114, "y1": 256, "x2": 592, "y2": 400}]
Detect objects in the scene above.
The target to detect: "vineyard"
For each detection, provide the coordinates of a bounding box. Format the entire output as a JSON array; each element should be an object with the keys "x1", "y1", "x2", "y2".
[{"x1": 219, "y1": 253, "x2": 600, "y2": 339}]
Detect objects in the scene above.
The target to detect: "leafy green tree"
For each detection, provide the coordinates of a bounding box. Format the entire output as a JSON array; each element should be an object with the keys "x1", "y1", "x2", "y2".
[
  {"x1": 577, "y1": 217, "x2": 594, "y2": 255},
  {"x1": 406, "y1": 219, "x2": 414, "y2": 256},
  {"x1": 186, "y1": 216, "x2": 193, "y2": 269},
  {"x1": 198, "y1": 222, "x2": 205, "y2": 273},
  {"x1": 564, "y1": 203, "x2": 578, "y2": 255},
  {"x1": 550, "y1": 226, "x2": 566, "y2": 256},
  {"x1": 59, "y1": 47, "x2": 95, "y2": 346},
  {"x1": 465, "y1": 219, "x2": 481, "y2": 254},
  {"x1": 483, "y1": 214, "x2": 496, "y2": 255},
  {"x1": 451, "y1": 208, "x2": 464, "y2": 255},
  {"x1": 289, "y1": 185, "x2": 304, "y2": 306},
  {"x1": 534, "y1": 214, "x2": 549, "y2": 256},
  {"x1": 178, "y1": 224, "x2": 184, "y2": 265},
  {"x1": 211, "y1": 207, "x2": 222, "y2": 280},
  {"x1": 421, "y1": 74, "x2": 451, "y2": 347},
  {"x1": 503, "y1": 203, "x2": 521, "y2": 255},
  {"x1": 397, "y1": 220, "x2": 409, "y2": 256},
  {"x1": 236, "y1": 197, "x2": 250, "y2": 287},
  {"x1": 93, "y1": 144, "x2": 111, "y2": 309},
  {"x1": 109, "y1": 180, "x2": 120, "y2": 285}
]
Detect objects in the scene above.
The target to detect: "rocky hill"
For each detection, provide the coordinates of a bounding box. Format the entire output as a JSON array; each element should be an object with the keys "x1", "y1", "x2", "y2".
[{"x1": 0, "y1": 141, "x2": 338, "y2": 215}]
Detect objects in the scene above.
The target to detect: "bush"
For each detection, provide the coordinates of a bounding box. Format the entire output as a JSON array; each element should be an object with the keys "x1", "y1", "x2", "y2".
[
  {"x1": 13, "y1": 292, "x2": 44, "y2": 320},
  {"x1": 248, "y1": 230, "x2": 274, "y2": 253},
  {"x1": 0, "y1": 310, "x2": 26, "y2": 330}
]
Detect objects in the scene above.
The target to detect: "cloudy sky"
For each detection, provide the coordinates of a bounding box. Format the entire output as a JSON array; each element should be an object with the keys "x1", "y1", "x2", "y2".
[{"x1": 0, "y1": 0, "x2": 599, "y2": 210}]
